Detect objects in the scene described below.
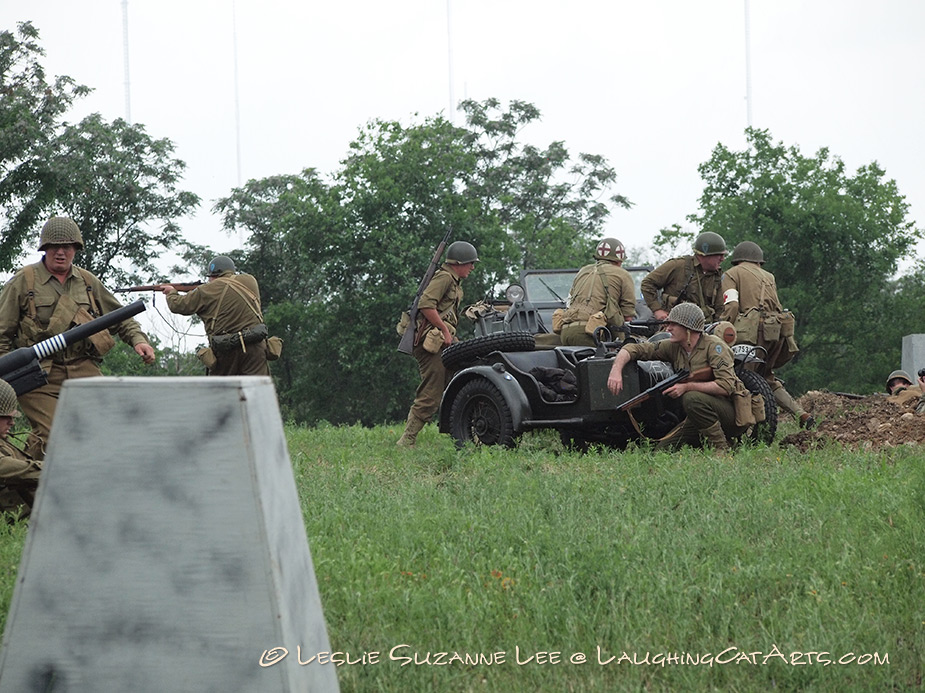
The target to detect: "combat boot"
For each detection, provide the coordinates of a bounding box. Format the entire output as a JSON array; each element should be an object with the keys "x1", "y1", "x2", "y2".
[
  {"x1": 772, "y1": 386, "x2": 814, "y2": 427},
  {"x1": 396, "y1": 414, "x2": 426, "y2": 447},
  {"x1": 699, "y1": 421, "x2": 730, "y2": 451}
]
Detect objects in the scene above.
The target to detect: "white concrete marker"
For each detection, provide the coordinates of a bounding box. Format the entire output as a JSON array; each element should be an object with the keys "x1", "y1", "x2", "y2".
[
  {"x1": 0, "y1": 376, "x2": 339, "y2": 692},
  {"x1": 902, "y1": 334, "x2": 925, "y2": 384}
]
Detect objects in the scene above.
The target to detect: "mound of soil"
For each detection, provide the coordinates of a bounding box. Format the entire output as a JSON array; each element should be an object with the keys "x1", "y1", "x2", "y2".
[{"x1": 779, "y1": 391, "x2": 925, "y2": 452}]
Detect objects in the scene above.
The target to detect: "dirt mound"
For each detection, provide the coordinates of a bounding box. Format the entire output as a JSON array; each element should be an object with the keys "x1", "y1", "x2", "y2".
[{"x1": 779, "y1": 390, "x2": 925, "y2": 452}]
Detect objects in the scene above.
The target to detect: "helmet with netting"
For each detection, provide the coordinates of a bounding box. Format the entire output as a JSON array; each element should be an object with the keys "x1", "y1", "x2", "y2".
[
  {"x1": 731, "y1": 241, "x2": 764, "y2": 265},
  {"x1": 446, "y1": 241, "x2": 479, "y2": 265},
  {"x1": 0, "y1": 379, "x2": 18, "y2": 418},
  {"x1": 885, "y1": 369, "x2": 913, "y2": 393},
  {"x1": 667, "y1": 302, "x2": 705, "y2": 332},
  {"x1": 595, "y1": 238, "x2": 627, "y2": 262},
  {"x1": 692, "y1": 232, "x2": 726, "y2": 256},
  {"x1": 39, "y1": 217, "x2": 84, "y2": 251},
  {"x1": 208, "y1": 256, "x2": 236, "y2": 276}
]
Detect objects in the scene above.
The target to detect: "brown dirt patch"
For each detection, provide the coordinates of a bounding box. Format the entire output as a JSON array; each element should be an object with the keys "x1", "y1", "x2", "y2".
[{"x1": 779, "y1": 391, "x2": 925, "y2": 452}]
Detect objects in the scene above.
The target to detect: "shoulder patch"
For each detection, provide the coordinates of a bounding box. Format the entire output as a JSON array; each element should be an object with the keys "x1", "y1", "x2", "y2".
[{"x1": 714, "y1": 344, "x2": 723, "y2": 355}]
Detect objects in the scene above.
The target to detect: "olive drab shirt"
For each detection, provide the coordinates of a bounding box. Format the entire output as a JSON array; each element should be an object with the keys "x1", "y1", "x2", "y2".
[
  {"x1": 0, "y1": 261, "x2": 150, "y2": 362},
  {"x1": 641, "y1": 256, "x2": 724, "y2": 322},
  {"x1": 0, "y1": 436, "x2": 41, "y2": 482},
  {"x1": 622, "y1": 333, "x2": 744, "y2": 397},
  {"x1": 563, "y1": 260, "x2": 637, "y2": 325},
  {"x1": 417, "y1": 264, "x2": 462, "y2": 331},
  {"x1": 165, "y1": 272, "x2": 264, "y2": 337},
  {"x1": 720, "y1": 262, "x2": 782, "y2": 322}
]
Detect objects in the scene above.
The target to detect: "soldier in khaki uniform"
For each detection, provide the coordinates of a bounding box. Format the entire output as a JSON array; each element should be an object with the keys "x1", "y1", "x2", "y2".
[
  {"x1": 396, "y1": 241, "x2": 478, "y2": 447},
  {"x1": 720, "y1": 241, "x2": 814, "y2": 429},
  {"x1": 559, "y1": 238, "x2": 637, "y2": 346},
  {"x1": 884, "y1": 370, "x2": 921, "y2": 404},
  {"x1": 0, "y1": 379, "x2": 43, "y2": 520},
  {"x1": 0, "y1": 217, "x2": 156, "y2": 459},
  {"x1": 607, "y1": 303, "x2": 750, "y2": 451},
  {"x1": 160, "y1": 256, "x2": 270, "y2": 376},
  {"x1": 641, "y1": 231, "x2": 727, "y2": 323}
]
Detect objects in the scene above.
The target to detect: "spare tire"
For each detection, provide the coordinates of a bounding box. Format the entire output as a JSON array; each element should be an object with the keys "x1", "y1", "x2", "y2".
[{"x1": 441, "y1": 332, "x2": 536, "y2": 371}]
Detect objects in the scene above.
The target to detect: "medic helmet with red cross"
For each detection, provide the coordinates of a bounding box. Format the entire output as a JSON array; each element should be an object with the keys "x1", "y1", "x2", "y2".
[{"x1": 594, "y1": 238, "x2": 626, "y2": 263}]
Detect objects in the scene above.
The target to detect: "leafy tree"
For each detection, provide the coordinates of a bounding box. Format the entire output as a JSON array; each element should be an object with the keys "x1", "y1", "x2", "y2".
[
  {"x1": 0, "y1": 21, "x2": 89, "y2": 270},
  {"x1": 42, "y1": 114, "x2": 200, "y2": 285},
  {"x1": 217, "y1": 100, "x2": 631, "y2": 425},
  {"x1": 0, "y1": 23, "x2": 201, "y2": 283},
  {"x1": 683, "y1": 128, "x2": 922, "y2": 393}
]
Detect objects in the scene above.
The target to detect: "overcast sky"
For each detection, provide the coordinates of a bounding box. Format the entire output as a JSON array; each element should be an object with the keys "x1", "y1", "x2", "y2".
[{"x1": 3, "y1": 0, "x2": 924, "y2": 270}]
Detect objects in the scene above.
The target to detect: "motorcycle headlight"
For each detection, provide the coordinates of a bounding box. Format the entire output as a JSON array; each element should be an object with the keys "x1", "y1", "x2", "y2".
[{"x1": 505, "y1": 284, "x2": 526, "y2": 303}]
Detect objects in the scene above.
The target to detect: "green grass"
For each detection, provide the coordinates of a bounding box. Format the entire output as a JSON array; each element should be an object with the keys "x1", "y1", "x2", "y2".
[{"x1": 3, "y1": 423, "x2": 924, "y2": 691}]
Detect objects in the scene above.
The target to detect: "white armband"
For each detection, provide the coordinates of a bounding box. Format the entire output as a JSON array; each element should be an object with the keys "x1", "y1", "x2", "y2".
[{"x1": 723, "y1": 289, "x2": 739, "y2": 305}]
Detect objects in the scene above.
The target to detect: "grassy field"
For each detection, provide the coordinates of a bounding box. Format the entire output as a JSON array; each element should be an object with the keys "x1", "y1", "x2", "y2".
[{"x1": 2, "y1": 422, "x2": 923, "y2": 691}]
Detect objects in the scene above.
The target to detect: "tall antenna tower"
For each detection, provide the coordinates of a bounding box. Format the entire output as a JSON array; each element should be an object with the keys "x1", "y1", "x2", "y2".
[
  {"x1": 232, "y1": 0, "x2": 243, "y2": 187},
  {"x1": 744, "y1": 0, "x2": 753, "y2": 129},
  {"x1": 446, "y1": 0, "x2": 455, "y2": 123},
  {"x1": 122, "y1": 0, "x2": 131, "y2": 123}
]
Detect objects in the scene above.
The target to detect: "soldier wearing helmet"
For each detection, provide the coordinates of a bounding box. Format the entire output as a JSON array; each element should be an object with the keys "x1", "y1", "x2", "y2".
[
  {"x1": 883, "y1": 369, "x2": 923, "y2": 408},
  {"x1": 641, "y1": 231, "x2": 727, "y2": 324},
  {"x1": 607, "y1": 302, "x2": 753, "y2": 451},
  {"x1": 0, "y1": 379, "x2": 43, "y2": 519},
  {"x1": 0, "y1": 217, "x2": 156, "y2": 459},
  {"x1": 160, "y1": 255, "x2": 271, "y2": 376},
  {"x1": 559, "y1": 238, "x2": 637, "y2": 347},
  {"x1": 720, "y1": 240, "x2": 815, "y2": 429},
  {"x1": 397, "y1": 240, "x2": 479, "y2": 447}
]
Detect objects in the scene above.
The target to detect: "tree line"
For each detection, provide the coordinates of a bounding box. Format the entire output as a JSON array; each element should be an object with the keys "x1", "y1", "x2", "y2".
[{"x1": 2, "y1": 22, "x2": 922, "y2": 426}]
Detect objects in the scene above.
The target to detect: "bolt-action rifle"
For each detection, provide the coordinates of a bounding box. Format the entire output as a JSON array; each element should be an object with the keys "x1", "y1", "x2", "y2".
[
  {"x1": 397, "y1": 227, "x2": 453, "y2": 355},
  {"x1": 114, "y1": 281, "x2": 203, "y2": 293},
  {"x1": 0, "y1": 300, "x2": 146, "y2": 396},
  {"x1": 617, "y1": 366, "x2": 714, "y2": 412}
]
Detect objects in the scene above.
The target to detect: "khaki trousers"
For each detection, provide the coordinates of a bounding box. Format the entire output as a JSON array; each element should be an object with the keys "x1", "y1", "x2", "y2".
[{"x1": 18, "y1": 359, "x2": 101, "y2": 460}]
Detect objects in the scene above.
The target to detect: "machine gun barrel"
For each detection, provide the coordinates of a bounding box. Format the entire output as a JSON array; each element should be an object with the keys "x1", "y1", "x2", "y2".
[
  {"x1": 617, "y1": 366, "x2": 714, "y2": 412},
  {"x1": 0, "y1": 299, "x2": 146, "y2": 395}
]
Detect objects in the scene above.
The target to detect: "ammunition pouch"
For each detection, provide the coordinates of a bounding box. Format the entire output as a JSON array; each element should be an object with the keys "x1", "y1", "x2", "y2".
[
  {"x1": 734, "y1": 308, "x2": 761, "y2": 345},
  {"x1": 196, "y1": 346, "x2": 217, "y2": 369},
  {"x1": 585, "y1": 311, "x2": 607, "y2": 336},
  {"x1": 779, "y1": 310, "x2": 795, "y2": 338},
  {"x1": 266, "y1": 335, "x2": 283, "y2": 361},
  {"x1": 761, "y1": 314, "x2": 782, "y2": 342},
  {"x1": 74, "y1": 305, "x2": 115, "y2": 357},
  {"x1": 211, "y1": 323, "x2": 268, "y2": 354},
  {"x1": 551, "y1": 308, "x2": 565, "y2": 334},
  {"x1": 733, "y1": 389, "x2": 757, "y2": 427},
  {"x1": 422, "y1": 328, "x2": 445, "y2": 354},
  {"x1": 396, "y1": 311, "x2": 411, "y2": 336}
]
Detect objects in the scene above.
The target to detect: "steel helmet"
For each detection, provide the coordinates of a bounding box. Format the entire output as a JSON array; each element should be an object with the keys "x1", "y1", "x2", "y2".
[
  {"x1": 667, "y1": 302, "x2": 705, "y2": 333},
  {"x1": 0, "y1": 379, "x2": 19, "y2": 418},
  {"x1": 731, "y1": 241, "x2": 764, "y2": 265},
  {"x1": 446, "y1": 241, "x2": 479, "y2": 265},
  {"x1": 693, "y1": 232, "x2": 726, "y2": 256},
  {"x1": 595, "y1": 238, "x2": 627, "y2": 262},
  {"x1": 39, "y1": 216, "x2": 84, "y2": 251},
  {"x1": 885, "y1": 369, "x2": 913, "y2": 393},
  {"x1": 208, "y1": 256, "x2": 236, "y2": 276}
]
